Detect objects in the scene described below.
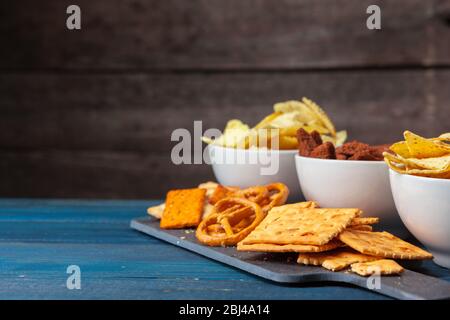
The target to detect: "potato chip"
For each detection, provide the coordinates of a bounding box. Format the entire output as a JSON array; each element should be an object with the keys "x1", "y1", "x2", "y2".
[
  {"x1": 404, "y1": 131, "x2": 450, "y2": 159},
  {"x1": 302, "y1": 122, "x2": 331, "y2": 135},
  {"x1": 204, "y1": 119, "x2": 250, "y2": 148},
  {"x1": 279, "y1": 126, "x2": 301, "y2": 137},
  {"x1": 254, "y1": 112, "x2": 282, "y2": 129},
  {"x1": 273, "y1": 100, "x2": 318, "y2": 124},
  {"x1": 203, "y1": 98, "x2": 343, "y2": 150},
  {"x1": 302, "y1": 97, "x2": 336, "y2": 137},
  {"x1": 278, "y1": 135, "x2": 298, "y2": 150},
  {"x1": 335, "y1": 130, "x2": 348, "y2": 147}
]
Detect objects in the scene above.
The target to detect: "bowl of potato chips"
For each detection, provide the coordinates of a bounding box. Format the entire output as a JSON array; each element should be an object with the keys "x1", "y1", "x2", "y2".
[
  {"x1": 203, "y1": 98, "x2": 346, "y2": 200},
  {"x1": 386, "y1": 131, "x2": 450, "y2": 268}
]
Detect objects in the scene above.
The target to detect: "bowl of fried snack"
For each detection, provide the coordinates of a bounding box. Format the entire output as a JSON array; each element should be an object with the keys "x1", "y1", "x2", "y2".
[
  {"x1": 385, "y1": 131, "x2": 450, "y2": 269},
  {"x1": 294, "y1": 128, "x2": 405, "y2": 235},
  {"x1": 203, "y1": 98, "x2": 346, "y2": 201}
]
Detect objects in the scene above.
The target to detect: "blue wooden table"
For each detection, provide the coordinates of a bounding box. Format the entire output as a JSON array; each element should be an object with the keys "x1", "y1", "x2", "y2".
[{"x1": 1, "y1": 199, "x2": 449, "y2": 300}]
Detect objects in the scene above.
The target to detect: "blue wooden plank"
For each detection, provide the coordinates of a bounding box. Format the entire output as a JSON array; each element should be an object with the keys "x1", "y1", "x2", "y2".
[
  {"x1": 0, "y1": 198, "x2": 159, "y2": 223},
  {"x1": 0, "y1": 242, "x2": 388, "y2": 300},
  {"x1": 0, "y1": 199, "x2": 447, "y2": 300}
]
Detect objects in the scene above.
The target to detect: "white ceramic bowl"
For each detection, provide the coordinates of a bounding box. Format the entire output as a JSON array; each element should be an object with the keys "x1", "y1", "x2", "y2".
[
  {"x1": 295, "y1": 155, "x2": 407, "y2": 236},
  {"x1": 389, "y1": 170, "x2": 450, "y2": 269},
  {"x1": 208, "y1": 145, "x2": 301, "y2": 201}
]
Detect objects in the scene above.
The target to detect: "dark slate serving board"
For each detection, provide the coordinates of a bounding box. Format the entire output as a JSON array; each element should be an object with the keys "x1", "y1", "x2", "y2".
[{"x1": 130, "y1": 217, "x2": 450, "y2": 300}]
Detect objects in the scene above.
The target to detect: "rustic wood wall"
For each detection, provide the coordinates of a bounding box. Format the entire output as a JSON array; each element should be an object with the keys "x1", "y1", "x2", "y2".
[{"x1": 1, "y1": 0, "x2": 449, "y2": 199}]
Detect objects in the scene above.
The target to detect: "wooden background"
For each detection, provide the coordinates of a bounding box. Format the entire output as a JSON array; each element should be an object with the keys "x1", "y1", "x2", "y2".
[{"x1": 1, "y1": 0, "x2": 449, "y2": 199}]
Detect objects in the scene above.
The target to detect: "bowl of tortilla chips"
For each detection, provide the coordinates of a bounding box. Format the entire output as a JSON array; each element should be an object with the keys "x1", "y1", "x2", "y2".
[{"x1": 386, "y1": 131, "x2": 450, "y2": 269}]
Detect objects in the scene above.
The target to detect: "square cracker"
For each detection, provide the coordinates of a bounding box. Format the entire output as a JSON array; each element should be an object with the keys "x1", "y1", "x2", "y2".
[
  {"x1": 297, "y1": 248, "x2": 378, "y2": 271},
  {"x1": 237, "y1": 239, "x2": 343, "y2": 253},
  {"x1": 348, "y1": 224, "x2": 372, "y2": 232},
  {"x1": 350, "y1": 217, "x2": 379, "y2": 226},
  {"x1": 351, "y1": 259, "x2": 404, "y2": 276},
  {"x1": 160, "y1": 188, "x2": 206, "y2": 229},
  {"x1": 241, "y1": 207, "x2": 360, "y2": 246},
  {"x1": 339, "y1": 230, "x2": 433, "y2": 260}
]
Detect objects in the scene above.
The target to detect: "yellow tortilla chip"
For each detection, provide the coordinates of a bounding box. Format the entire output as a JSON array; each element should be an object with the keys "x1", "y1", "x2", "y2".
[
  {"x1": 404, "y1": 131, "x2": 450, "y2": 159},
  {"x1": 389, "y1": 141, "x2": 412, "y2": 158},
  {"x1": 404, "y1": 155, "x2": 450, "y2": 171}
]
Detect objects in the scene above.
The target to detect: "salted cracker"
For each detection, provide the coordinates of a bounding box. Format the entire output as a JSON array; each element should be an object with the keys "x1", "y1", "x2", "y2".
[
  {"x1": 241, "y1": 206, "x2": 360, "y2": 246},
  {"x1": 339, "y1": 230, "x2": 433, "y2": 260},
  {"x1": 350, "y1": 259, "x2": 404, "y2": 276}
]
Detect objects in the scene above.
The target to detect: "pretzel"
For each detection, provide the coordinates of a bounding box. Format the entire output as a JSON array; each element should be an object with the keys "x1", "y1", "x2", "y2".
[
  {"x1": 196, "y1": 197, "x2": 264, "y2": 246},
  {"x1": 235, "y1": 186, "x2": 269, "y2": 206},
  {"x1": 260, "y1": 183, "x2": 289, "y2": 213}
]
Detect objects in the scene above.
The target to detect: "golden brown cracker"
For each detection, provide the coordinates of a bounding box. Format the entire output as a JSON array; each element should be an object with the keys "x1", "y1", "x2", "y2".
[
  {"x1": 237, "y1": 239, "x2": 343, "y2": 253},
  {"x1": 339, "y1": 230, "x2": 433, "y2": 260},
  {"x1": 348, "y1": 225, "x2": 373, "y2": 232},
  {"x1": 147, "y1": 203, "x2": 165, "y2": 219},
  {"x1": 160, "y1": 188, "x2": 206, "y2": 229},
  {"x1": 350, "y1": 259, "x2": 404, "y2": 276},
  {"x1": 297, "y1": 248, "x2": 378, "y2": 271},
  {"x1": 350, "y1": 217, "x2": 379, "y2": 226},
  {"x1": 271, "y1": 201, "x2": 319, "y2": 210},
  {"x1": 208, "y1": 185, "x2": 239, "y2": 205},
  {"x1": 241, "y1": 206, "x2": 360, "y2": 246}
]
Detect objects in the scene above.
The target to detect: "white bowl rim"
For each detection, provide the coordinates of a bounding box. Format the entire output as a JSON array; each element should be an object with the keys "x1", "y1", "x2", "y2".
[
  {"x1": 295, "y1": 154, "x2": 386, "y2": 165},
  {"x1": 208, "y1": 144, "x2": 298, "y2": 154},
  {"x1": 389, "y1": 168, "x2": 450, "y2": 184}
]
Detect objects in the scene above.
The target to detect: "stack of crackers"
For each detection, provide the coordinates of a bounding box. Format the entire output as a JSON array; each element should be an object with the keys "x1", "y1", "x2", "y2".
[{"x1": 237, "y1": 202, "x2": 432, "y2": 276}]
